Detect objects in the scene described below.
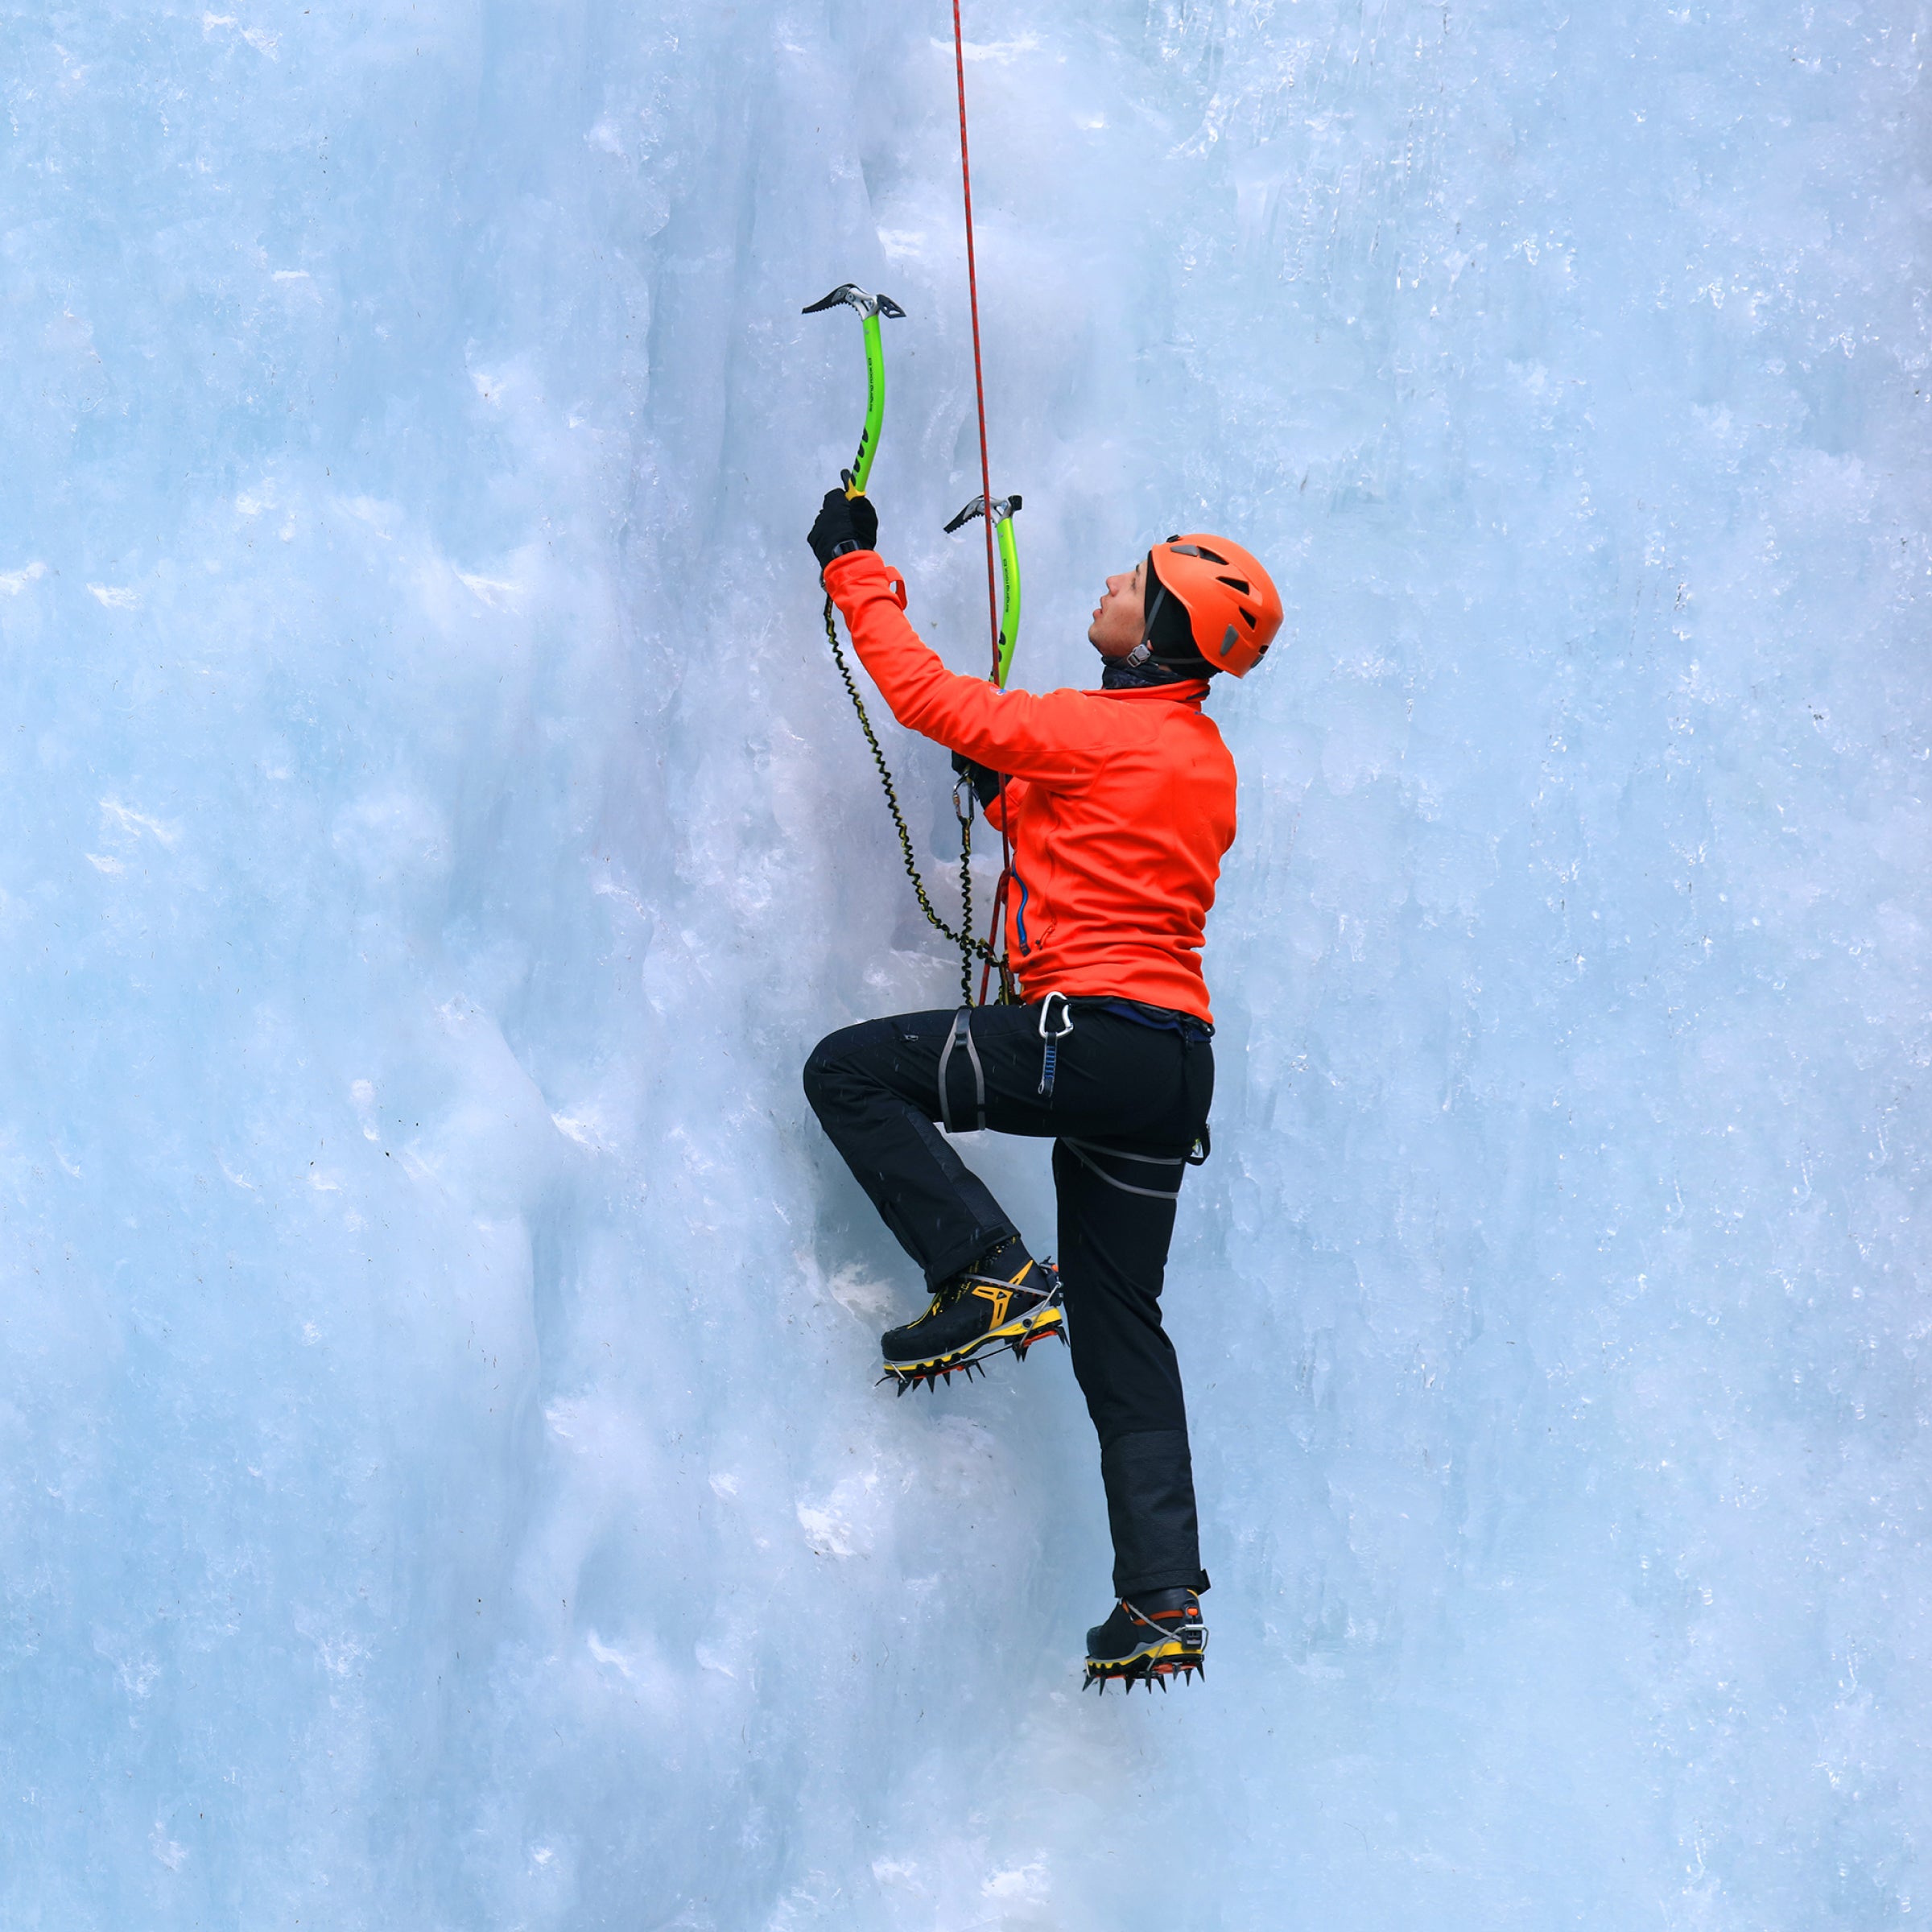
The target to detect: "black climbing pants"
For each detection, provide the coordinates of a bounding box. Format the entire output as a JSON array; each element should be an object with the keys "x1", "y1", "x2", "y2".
[{"x1": 803, "y1": 1001, "x2": 1214, "y2": 1598}]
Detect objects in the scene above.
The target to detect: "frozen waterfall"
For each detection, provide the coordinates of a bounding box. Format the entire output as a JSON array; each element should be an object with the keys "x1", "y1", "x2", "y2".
[{"x1": 1, "y1": 2, "x2": 1925, "y2": 1926}]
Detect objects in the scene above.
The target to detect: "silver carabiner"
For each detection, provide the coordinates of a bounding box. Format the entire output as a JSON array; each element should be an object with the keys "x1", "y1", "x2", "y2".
[{"x1": 1036, "y1": 991, "x2": 1074, "y2": 1099}]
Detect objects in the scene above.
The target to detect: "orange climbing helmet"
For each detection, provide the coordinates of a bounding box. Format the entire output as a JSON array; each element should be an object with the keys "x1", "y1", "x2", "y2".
[{"x1": 1143, "y1": 534, "x2": 1283, "y2": 678}]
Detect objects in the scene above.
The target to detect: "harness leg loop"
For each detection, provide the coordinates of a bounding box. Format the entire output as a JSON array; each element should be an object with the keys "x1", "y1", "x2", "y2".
[{"x1": 938, "y1": 1006, "x2": 987, "y2": 1133}]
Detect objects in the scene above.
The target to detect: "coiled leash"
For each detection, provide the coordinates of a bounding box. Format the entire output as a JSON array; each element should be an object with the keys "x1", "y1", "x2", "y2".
[
  {"x1": 804, "y1": 283, "x2": 991, "y2": 1006},
  {"x1": 805, "y1": 1, "x2": 1022, "y2": 1011}
]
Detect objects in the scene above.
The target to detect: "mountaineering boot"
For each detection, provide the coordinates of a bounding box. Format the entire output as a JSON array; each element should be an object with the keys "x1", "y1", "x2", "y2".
[
  {"x1": 879, "y1": 1237, "x2": 1065, "y2": 1393},
  {"x1": 1083, "y1": 1587, "x2": 1208, "y2": 1692}
]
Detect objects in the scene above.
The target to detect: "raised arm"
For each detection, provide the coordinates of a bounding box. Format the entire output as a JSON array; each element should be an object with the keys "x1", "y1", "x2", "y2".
[{"x1": 822, "y1": 549, "x2": 1108, "y2": 788}]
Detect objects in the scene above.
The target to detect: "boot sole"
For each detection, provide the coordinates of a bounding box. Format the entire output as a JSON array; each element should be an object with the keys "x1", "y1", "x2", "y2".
[
  {"x1": 879, "y1": 1300, "x2": 1065, "y2": 1393},
  {"x1": 1083, "y1": 1637, "x2": 1207, "y2": 1693}
]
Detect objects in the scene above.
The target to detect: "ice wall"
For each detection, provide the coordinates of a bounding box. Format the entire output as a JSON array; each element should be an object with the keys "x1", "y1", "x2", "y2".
[{"x1": 2, "y1": 2, "x2": 1926, "y2": 1926}]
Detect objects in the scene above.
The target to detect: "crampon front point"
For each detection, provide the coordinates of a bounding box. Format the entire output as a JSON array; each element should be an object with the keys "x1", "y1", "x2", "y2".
[
  {"x1": 877, "y1": 1295, "x2": 1066, "y2": 1395},
  {"x1": 1082, "y1": 1648, "x2": 1206, "y2": 1694},
  {"x1": 1082, "y1": 1589, "x2": 1208, "y2": 1693},
  {"x1": 877, "y1": 1259, "x2": 1066, "y2": 1395}
]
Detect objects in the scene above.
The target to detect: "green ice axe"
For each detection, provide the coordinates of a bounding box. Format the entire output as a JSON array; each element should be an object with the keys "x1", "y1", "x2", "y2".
[
  {"x1": 802, "y1": 283, "x2": 906, "y2": 496},
  {"x1": 945, "y1": 493, "x2": 1023, "y2": 687}
]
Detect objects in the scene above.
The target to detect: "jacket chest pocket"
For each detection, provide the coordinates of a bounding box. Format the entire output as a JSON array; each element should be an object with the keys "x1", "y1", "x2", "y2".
[{"x1": 1015, "y1": 811, "x2": 1064, "y2": 947}]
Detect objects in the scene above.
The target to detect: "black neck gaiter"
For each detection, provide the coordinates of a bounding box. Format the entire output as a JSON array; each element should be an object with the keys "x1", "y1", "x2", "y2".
[{"x1": 1101, "y1": 657, "x2": 1185, "y2": 691}]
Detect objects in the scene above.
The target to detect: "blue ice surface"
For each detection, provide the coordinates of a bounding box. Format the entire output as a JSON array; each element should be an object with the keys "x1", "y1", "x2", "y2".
[{"x1": 1, "y1": 0, "x2": 1925, "y2": 1925}]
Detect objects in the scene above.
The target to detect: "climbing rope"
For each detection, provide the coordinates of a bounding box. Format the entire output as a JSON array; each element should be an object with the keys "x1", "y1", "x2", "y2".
[
  {"x1": 949, "y1": 0, "x2": 1020, "y2": 1000},
  {"x1": 952, "y1": 0, "x2": 1001, "y2": 681}
]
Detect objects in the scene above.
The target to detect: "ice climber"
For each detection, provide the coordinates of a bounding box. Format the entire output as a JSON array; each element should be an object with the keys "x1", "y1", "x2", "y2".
[{"x1": 802, "y1": 486, "x2": 1282, "y2": 1690}]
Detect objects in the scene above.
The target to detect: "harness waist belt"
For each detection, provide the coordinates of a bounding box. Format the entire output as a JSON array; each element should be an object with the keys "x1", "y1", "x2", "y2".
[{"x1": 1066, "y1": 995, "x2": 1215, "y2": 1045}]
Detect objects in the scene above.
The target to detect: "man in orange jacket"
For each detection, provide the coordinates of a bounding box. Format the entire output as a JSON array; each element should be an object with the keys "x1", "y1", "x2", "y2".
[{"x1": 803, "y1": 486, "x2": 1281, "y2": 1688}]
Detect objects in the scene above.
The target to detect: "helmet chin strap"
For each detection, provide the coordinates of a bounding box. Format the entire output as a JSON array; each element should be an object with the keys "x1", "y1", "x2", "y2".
[{"x1": 1127, "y1": 581, "x2": 1170, "y2": 667}]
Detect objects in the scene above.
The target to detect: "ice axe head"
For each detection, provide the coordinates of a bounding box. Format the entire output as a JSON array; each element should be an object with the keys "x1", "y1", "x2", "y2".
[
  {"x1": 943, "y1": 492, "x2": 1022, "y2": 534},
  {"x1": 801, "y1": 283, "x2": 906, "y2": 321}
]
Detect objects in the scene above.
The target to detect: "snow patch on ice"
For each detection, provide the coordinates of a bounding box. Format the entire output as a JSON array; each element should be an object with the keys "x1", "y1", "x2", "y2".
[
  {"x1": 456, "y1": 572, "x2": 524, "y2": 611},
  {"x1": 797, "y1": 1468, "x2": 881, "y2": 1558},
  {"x1": 201, "y1": 14, "x2": 279, "y2": 59},
  {"x1": 98, "y1": 800, "x2": 180, "y2": 848}
]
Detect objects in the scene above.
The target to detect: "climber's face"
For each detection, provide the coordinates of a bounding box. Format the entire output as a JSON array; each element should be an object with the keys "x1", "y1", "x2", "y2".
[{"x1": 1088, "y1": 561, "x2": 1146, "y2": 658}]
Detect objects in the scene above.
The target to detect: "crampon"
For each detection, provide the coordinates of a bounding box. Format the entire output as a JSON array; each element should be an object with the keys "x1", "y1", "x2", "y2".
[
  {"x1": 877, "y1": 1249, "x2": 1066, "y2": 1395},
  {"x1": 1082, "y1": 1588, "x2": 1208, "y2": 1693},
  {"x1": 1082, "y1": 1649, "x2": 1205, "y2": 1694}
]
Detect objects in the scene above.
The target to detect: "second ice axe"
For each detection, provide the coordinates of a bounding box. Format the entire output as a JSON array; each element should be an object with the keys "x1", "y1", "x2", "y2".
[{"x1": 945, "y1": 493, "x2": 1023, "y2": 687}]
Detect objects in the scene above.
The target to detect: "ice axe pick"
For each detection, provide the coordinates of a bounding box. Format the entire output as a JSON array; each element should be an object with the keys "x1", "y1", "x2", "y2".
[{"x1": 802, "y1": 283, "x2": 906, "y2": 497}]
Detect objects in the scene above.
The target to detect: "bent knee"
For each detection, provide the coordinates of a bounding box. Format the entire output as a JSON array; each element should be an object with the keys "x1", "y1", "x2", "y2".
[{"x1": 802, "y1": 1022, "x2": 867, "y2": 1113}]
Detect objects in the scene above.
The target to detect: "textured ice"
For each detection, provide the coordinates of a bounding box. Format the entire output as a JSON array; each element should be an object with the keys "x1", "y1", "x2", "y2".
[{"x1": 2, "y1": 2, "x2": 1926, "y2": 1926}]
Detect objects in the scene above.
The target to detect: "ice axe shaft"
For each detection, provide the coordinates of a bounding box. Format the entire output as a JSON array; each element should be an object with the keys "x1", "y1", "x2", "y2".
[
  {"x1": 946, "y1": 493, "x2": 1024, "y2": 687},
  {"x1": 802, "y1": 283, "x2": 905, "y2": 496}
]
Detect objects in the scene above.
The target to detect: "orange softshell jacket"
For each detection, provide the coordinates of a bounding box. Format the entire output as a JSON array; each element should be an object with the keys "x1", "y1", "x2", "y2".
[{"x1": 823, "y1": 549, "x2": 1237, "y2": 1023}]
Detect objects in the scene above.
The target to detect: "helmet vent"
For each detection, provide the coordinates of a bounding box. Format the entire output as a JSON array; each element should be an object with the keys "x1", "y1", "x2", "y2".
[{"x1": 1216, "y1": 574, "x2": 1251, "y2": 595}]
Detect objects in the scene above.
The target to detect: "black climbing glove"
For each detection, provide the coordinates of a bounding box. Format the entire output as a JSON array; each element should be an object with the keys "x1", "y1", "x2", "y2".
[
  {"x1": 807, "y1": 487, "x2": 879, "y2": 570},
  {"x1": 950, "y1": 748, "x2": 1005, "y2": 810}
]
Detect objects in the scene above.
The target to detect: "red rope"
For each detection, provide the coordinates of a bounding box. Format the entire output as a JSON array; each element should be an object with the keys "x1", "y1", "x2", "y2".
[
  {"x1": 951, "y1": 2, "x2": 1001, "y2": 682},
  {"x1": 952, "y1": 3, "x2": 1014, "y2": 1002}
]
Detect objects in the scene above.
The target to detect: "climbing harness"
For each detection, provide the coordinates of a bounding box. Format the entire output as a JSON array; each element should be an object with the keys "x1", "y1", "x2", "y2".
[
  {"x1": 805, "y1": 2, "x2": 1025, "y2": 1009},
  {"x1": 936, "y1": 1006, "x2": 987, "y2": 1134},
  {"x1": 1057, "y1": 1140, "x2": 1189, "y2": 1202}
]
